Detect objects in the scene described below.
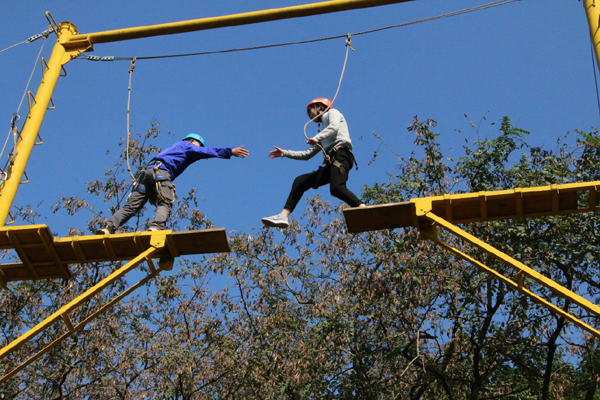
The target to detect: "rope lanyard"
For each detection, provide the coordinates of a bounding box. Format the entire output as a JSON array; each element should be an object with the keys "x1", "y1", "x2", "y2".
[
  {"x1": 125, "y1": 57, "x2": 137, "y2": 182},
  {"x1": 303, "y1": 34, "x2": 353, "y2": 164}
]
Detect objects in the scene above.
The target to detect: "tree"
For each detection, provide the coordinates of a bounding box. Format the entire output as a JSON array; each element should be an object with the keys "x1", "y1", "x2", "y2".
[{"x1": 1, "y1": 116, "x2": 599, "y2": 399}]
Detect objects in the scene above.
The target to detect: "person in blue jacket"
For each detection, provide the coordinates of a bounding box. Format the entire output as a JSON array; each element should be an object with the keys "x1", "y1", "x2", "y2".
[{"x1": 97, "y1": 133, "x2": 249, "y2": 234}]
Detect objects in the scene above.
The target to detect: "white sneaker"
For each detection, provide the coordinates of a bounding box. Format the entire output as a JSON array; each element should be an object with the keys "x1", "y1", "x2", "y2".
[
  {"x1": 261, "y1": 213, "x2": 289, "y2": 228},
  {"x1": 148, "y1": 227, "x2": 159, "y2": 232},
  {"x1": 96, "y1": 227, "x2": 112, "y2": 235}
]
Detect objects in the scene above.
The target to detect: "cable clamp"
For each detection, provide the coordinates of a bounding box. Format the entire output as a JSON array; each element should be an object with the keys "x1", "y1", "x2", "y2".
[
  {"x1": 100, "y1": 56, "x2": 115, "y2": 61},
  {"x1": 346, "y1": 34, "x2": 355, "y2": 51},
  {"x1": 42, "y1": 27, "x2": 54, "y2": 38},
  {"x1": 87, "y1": 55, "x2": 101, "y2": 61},
  {"x1": 26, "y1": 34, "x2": 43, "y2": 43},
  {"x1": 129, "y1": 57, "x2": 136, "y2": 73}
]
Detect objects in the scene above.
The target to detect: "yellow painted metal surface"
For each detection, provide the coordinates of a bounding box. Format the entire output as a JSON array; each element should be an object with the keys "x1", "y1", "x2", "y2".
[
  {"x1": 0, "y1": 225, "x2": 230, "y2": 283},
  {"x1": 584, "y1": 0, "x2": 600, "y2": 71},
  {"x1": 426, "y1": 213, "x2": 600, "y2": 339},
  {"x1": 344, "y1": 180, "x2": 600, "y2": 233},
  {"x1": 64, "y1": 0, "x2": 413, "y2": 48}
]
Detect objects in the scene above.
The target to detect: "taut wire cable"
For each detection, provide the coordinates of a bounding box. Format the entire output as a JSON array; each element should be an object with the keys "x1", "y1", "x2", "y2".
[
  {"x1": 1, "y1": 26, "x2": 50, "y2": 173},
  {"x1": 77, "y1": 0, "x2": 520, "y2": 62}
]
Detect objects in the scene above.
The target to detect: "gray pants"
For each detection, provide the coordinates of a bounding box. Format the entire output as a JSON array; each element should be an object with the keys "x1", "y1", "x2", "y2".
[{"x1": 106, "y1": 168, "x2": 174, "y2": 231}]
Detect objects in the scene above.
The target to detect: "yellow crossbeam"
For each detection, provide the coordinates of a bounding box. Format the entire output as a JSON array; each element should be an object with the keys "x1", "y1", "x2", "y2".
[
  {"x1": 344, "y1": 180, "x2": 600, "y2": 233},
  {"x1": 0, "y1": 225, "x2": 230, "y2": 283},
  {"x1": 424, "y1": 212, "x2": 600, "y2": 338},
  {"x1": 64, "y1": 0, "x2": 413, "y2": 48}
]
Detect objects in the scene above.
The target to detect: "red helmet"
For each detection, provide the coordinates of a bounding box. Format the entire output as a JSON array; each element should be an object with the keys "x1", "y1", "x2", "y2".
[{"x1": 306, "y1": 98, "x2": 332, "y2": 111}]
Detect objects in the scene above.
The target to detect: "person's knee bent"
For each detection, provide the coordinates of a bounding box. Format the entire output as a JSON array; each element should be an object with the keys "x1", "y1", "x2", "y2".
[
  {"x1": 291, "y1": 175, "x2": 312, "y2": 193},
  {"x1": 330, "y1": 183, "x2": 347, "y2": 199}
]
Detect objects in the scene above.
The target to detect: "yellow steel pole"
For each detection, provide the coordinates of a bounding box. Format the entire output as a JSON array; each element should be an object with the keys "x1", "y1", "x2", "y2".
[
  {"x1": 0, "y1": 22, "x2": 78, "y2": 227},
  {"x1": 584, "y1": 0, "x2": 600, "y2": 70},
  {"x1": 65, "y1": 0, "x2": 413, "y2": 47}
]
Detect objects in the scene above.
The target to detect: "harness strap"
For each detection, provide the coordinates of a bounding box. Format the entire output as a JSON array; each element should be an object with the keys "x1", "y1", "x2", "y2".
[{"x1": 325, "y1": 146, "x2": 358, "y2": 170}]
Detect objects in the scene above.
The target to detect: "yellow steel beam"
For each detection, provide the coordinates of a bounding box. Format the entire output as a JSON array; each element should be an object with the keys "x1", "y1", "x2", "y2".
[
  {"x1": 344, "y1": 180, "x2": 600, "y2": 233},
  {"x1": 584, "y1": 0, "x2": 600, "y2": 71},
  {"x1": 64, "y1": 0, "x2": 413, "y2": 48},
  {"x1": 344, "y1": 183, "x2": 600, "y2": 337},
  {"x1": 434, "y1": 238, "x2": 600, "y2": 338}
]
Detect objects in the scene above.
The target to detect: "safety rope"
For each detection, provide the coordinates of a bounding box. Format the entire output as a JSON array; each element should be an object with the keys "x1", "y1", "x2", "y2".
[
  {"x1": 1, "y1": 27, "x2": 49, "y2": 176},
  {"x1": 76, "y1": 0, "x2": 519, "y2": 63},
  {"x1": 125, "y1": 57, "x2": 137, "y2": 182},
  {"x1": 302, "y1": 34, "x2": 353, "y2": 164}
]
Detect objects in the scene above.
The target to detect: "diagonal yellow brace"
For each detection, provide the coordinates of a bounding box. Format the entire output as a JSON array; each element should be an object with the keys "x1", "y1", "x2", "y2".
[
  {"x1": 0, "y1": 236, "x2": 166, "y2": 362},
  {"x1": 0, "y1": 256, "x2": 173, "y2": 384},
  {"x1": 435, "y1": 238, "x2": 600, "y2": 338},
  {"x1": 424, "y1": 212, "x2": 600, "y2": 337}
]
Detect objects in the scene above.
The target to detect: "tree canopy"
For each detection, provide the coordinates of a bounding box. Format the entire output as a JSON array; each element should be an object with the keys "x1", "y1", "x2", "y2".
[{"x1": 1, "y1": 116, "x2": 599, "y2": 399}]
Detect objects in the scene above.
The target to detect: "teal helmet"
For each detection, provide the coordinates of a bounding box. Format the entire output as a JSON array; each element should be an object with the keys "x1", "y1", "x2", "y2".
[{"x1": 183, "y1": 133, "x2": 205, "y2": 146}]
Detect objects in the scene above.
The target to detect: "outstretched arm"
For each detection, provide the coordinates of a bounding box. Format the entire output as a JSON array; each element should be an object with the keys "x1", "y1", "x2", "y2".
[
  {"x1": 269, "y1": 146, "x2": 285, "y2": 159},
  {"x1": 232, "y1": 145, "x2": 249, "y2": 158}
]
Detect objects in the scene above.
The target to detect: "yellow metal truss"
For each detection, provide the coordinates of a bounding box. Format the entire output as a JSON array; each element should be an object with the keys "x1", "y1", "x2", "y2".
[
  {"x1": 343, "y1": 181, "x2": 600, "y2": 338},
  {"x1": 0, "y1": 226, "x2": 230, "y2": 384}
]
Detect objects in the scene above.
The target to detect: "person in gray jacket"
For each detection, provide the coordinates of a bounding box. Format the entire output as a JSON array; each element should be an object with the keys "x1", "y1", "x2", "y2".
[{"x1": 261, "y1": 98, "x2": 365, "y2": 228}]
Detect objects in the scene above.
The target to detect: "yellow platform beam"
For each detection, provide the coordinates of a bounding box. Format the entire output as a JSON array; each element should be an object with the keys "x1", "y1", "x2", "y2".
[
  {"x1": 343, "y1": 181, "x2": 600, "y2": 339},
  {"x1": 344, "y1": 180, "x2": 600, "y2": 233},
  {"x1": 0, "y1": 225, "x2": 230, "y2": 284}
]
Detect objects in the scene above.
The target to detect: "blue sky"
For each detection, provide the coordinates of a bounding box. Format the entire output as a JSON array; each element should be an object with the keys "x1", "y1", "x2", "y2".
[{"x1": 0, "y1": 0, "x2": 597, "y2": 238}]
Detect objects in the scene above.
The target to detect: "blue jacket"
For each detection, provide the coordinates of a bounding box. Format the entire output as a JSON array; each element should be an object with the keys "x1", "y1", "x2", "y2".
[{"x1": 150, "y1": 141, "x2": 232, "y2": 180}]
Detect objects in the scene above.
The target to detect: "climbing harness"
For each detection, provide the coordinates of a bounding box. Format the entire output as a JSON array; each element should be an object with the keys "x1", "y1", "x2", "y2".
[
  {"x1": 148, "y1": 162, "x2": 175, "y2": 205},
  {"x1": 130, "y1": 161, "x2": 176, "y2": 205}
]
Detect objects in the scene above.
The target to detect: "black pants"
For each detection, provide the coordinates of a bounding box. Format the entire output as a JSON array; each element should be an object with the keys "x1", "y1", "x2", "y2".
[{"x1": 284, "y1": 148, "x2": 362, "y2": 212}]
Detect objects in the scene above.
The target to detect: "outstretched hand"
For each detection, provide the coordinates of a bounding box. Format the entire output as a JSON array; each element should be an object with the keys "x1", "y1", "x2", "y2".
[
  {"x1": 269, "y1": 146, "x2": 284, "y2": 159},
  {"x1": 232, "y1": 145, "x2": 249, "y2": 158}
]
